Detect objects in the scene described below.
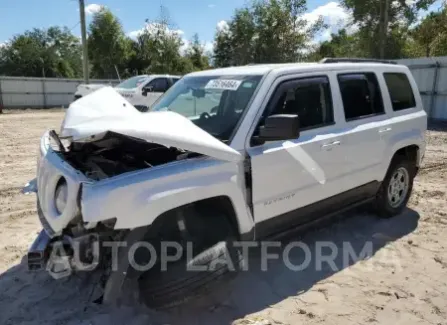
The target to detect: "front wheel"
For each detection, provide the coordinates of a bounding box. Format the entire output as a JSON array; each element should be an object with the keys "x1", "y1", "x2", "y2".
[
  {"x1": 375, "y1": 158, "x2": 415, "y2": 218},
  {"x1": 138, "y1": 211, "x2": 243, "y2": 309}
]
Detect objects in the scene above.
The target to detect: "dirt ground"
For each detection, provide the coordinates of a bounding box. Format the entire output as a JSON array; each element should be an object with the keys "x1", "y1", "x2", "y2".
[{"x1": 0, "y1": 110, "x2": 446, "y2": 325}]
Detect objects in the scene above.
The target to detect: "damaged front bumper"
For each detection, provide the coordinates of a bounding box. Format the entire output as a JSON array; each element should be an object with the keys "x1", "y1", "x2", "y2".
[
  {"x1": 27, "y1": 227, "x2": 101, "y2": 279},
  {"x1": 35, "y1": 131, "x2": 89, "y2": 236},
  {"x1": 24, "y1": 131, "x2": 96, "y2": 276},
  {"x1": 27, "y1": 230, "x2": 51, "y2": 271}
]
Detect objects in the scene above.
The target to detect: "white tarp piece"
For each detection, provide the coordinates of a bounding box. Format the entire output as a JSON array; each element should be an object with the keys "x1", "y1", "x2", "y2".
[{"x1": 60, "y1": 87, "x2": 242, "y2": 162}]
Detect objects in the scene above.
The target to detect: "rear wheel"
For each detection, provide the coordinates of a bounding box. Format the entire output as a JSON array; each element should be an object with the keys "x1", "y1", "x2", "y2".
[
  {"x1": 137, "y1": 209, "x2": 243, "y2": 309},
  {"x1": 375, "y1": 157, "x2": 415, "y2": 218}
]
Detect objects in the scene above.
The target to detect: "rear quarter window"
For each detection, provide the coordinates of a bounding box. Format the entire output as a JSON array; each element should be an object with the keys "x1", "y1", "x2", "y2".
[{"x1": 383, "y1": 73, "x2": 416, "y2": 111}]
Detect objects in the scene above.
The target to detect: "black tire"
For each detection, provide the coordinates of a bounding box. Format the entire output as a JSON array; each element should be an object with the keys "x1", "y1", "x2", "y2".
[
  {"x1": 375, "y1": 157, "x2": 416, "y2": 218},
  {"x1": 138, "y1": 212, "x2": 243, "y2": 309},
  {"x1": 134, "y1": 105, "x2": 149, "y2": 112}
]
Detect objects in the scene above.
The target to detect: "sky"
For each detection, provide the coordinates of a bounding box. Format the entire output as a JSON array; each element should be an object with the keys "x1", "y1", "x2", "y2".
[{"x1": 0, "y1": 0, "x2": 444, "y2": 51}]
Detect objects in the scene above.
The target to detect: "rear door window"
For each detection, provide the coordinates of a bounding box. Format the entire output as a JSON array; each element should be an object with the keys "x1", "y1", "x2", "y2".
[
  {"x1": 383, "y1": 73, "x2": 416, "y2": 111},
  {"x1": 338, "y1": 73, "x2": 384, "y2": 121}
]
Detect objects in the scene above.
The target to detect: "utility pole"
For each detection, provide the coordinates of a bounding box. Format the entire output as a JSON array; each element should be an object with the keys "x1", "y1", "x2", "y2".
[
  {"x1": 79, "y1": 0, "x2": 89, "y2": 84},
  {"x1": 379, "y1": 0, "x2": 390, "y2": 59}
]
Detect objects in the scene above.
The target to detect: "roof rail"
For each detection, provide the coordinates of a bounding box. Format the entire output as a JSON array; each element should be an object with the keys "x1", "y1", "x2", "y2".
[{"x1": 320, "y1": 58, "x2": 397, "y2": 65}]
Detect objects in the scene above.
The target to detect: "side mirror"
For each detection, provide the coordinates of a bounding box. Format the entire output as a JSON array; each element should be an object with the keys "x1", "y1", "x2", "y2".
[
  {"x1": 142, "y1": 86, "x2": 153, "y2": 96},
  {"x1": 259, "y1": 114, "x2": 300, "y2": 141}
]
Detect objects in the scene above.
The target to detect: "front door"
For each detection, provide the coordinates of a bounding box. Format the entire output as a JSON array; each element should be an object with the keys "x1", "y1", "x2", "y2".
[
  {"x1": 136, "y1": 78, "x2": 170, "y2": 108},
  {"x1": 247, "y1": 74, "x2": 347, "y2": 238}
]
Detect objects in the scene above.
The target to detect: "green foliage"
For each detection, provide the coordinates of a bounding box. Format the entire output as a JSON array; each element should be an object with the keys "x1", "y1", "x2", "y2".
[
  {"x1": 213, "y1": 0, "x2": 324, "y2": 67},
  {"x1": 340, "y1": 0, "x2": 436, "y2": 59},
  {"x1": 185, "y1": 33, "x2": 210, "y2": 71},
  {"x1": 411, "y1": 9, "x2": 447, "y2": 57},
  {"x1": 1, "y1": 1, "x2": 446, "y2": 78},
  {"x1": 0, "y1": 26, "x2": 82, "y2": 77},
  {"x1": 309, "y1": 29, "x2": 366, "y2": 60},
  {"x1": 134, "y1": 20, "x2": 194, "y2": 75},
  {"x1": 87, "y1": 7, "x2": 132, "y2": 78}
]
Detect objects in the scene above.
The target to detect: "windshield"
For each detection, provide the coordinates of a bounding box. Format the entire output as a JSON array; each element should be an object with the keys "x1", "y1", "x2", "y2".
[
  {"x1": 116, "y1": 76, "x2": 148, "y2": 89},
  {"x1": 151, "y1": 75, "x2": 262, "y2": 141}
]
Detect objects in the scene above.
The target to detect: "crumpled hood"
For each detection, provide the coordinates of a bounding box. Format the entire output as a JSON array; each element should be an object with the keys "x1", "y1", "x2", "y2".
[{"x1": 60, "y1": 87, "x2": 242, "y2": 162}]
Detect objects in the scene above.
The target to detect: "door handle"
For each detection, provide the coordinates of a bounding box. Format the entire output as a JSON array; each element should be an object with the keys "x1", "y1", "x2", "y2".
[
  {"x1": 379, "y1": 127, "x2": 392, "y2": 133},
  {"x1": 321, "y1": 140, "x2": 341, "y2": 149}
]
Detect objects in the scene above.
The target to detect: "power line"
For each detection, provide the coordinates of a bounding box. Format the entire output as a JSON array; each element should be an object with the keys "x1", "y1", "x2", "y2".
[{"x1": 69, "y1": 21, "x2": 80, "y2": 32}]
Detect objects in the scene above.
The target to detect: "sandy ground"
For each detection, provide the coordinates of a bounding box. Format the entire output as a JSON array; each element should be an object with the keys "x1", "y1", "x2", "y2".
[{"x1": 0, "y1": 110, "x2": 446, "y2": 325}]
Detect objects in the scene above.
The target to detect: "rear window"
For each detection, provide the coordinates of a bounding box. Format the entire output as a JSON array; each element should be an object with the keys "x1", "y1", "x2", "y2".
[
  {"x1": 338, "y1": 73, "x2": 384, "y2": 120},
  {"x1": 384, "y1": 73, "x2": 416, "y2": 111}
]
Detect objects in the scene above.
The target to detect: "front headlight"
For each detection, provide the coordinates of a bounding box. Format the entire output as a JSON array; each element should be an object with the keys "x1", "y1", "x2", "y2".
[{"x1": 54, "y1": 178, "x2": 68, "y2": 215}]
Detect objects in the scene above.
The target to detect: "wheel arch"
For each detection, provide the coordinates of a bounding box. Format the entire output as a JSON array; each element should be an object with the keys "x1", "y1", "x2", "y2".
[
  {"x1": 149, "y1": 195, "x2": 242, "y2": 239},
  {"x1": 102, "y1": 195, "x2": 242, "y2": 305},
  {"x1": 393, "y1": 144, "x2": 420, "y2": 167}
]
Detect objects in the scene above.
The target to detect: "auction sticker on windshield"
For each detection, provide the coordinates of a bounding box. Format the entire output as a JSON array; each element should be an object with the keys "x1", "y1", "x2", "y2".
[{"x1": 205, "y1": 79, "x2": 242, "y2": 91}]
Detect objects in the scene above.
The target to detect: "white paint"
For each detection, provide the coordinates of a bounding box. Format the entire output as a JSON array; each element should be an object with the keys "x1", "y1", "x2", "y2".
[{"x1": 282, "y1": 140, "x2": 326, "y2": 185}]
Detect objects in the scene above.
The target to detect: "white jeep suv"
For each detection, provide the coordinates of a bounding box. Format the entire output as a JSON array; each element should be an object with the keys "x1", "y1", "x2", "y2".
[{"x1": 24, "y1": 59, "x2": 426, "y2": 308}]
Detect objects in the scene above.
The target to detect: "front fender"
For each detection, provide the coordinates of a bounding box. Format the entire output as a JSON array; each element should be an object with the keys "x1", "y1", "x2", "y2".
[{"x1": 81, "y1": 157, "x2": 254, "y2": 235}]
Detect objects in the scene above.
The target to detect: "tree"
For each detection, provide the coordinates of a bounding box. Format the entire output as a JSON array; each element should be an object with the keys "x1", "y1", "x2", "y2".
[
  {"x1": 341, "y1": 0, "x2": 436, "y2": 58},
  {"x1": 213, "y1": 24, "x2": 233, "y2": 67},
  {"x1": 88, "y1": 7, "x2": 132, "y2": 78},
  {"x1": 411, "y1": 8, "x2": 447, "y2": 57},
  {"x1": 309, "y1": 29, "x2": 367, "y2": 60},
  {"x1": 213, "y1": 0, "x2": 324, "y2": 67},
  {"x1": 136, "y1": 21, "x2": 192, "y2": 75},
  {"x1": 133, "y1": 5, "x2": 196, "y2": 75},
  {"x1": 185, "y1": 34, "x2": 210, "y2": 70},
  {"x1": 0, "y1": 27, "x2": 82, "y2": 77}
]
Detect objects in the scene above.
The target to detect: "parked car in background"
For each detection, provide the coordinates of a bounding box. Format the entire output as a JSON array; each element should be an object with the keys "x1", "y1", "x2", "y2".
[{"x1": 73, "y1": 74, "x2": 181, "y2": 111}]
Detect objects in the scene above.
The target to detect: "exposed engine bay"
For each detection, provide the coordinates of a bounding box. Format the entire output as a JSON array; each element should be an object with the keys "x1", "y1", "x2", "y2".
[{"x1": 58, "y1": 132, "x2": 199, "y2": 180}]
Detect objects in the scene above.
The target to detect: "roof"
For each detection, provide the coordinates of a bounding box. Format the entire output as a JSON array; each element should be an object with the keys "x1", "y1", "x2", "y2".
[
  {"x1": 187, "y1": 61, "x2": 408, "y2": 78},
  {"x1": 131, "y1": 74, "x2": 182, "y2": 79},
  {"x1": 188, "y1": 64, "x2": 313, "y2": 77}
]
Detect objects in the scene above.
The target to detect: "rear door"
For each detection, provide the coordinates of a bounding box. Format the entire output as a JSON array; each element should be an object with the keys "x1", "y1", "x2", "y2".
[{"x1": 334, "y1": 71, "x2": 389, "y2": 187}]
